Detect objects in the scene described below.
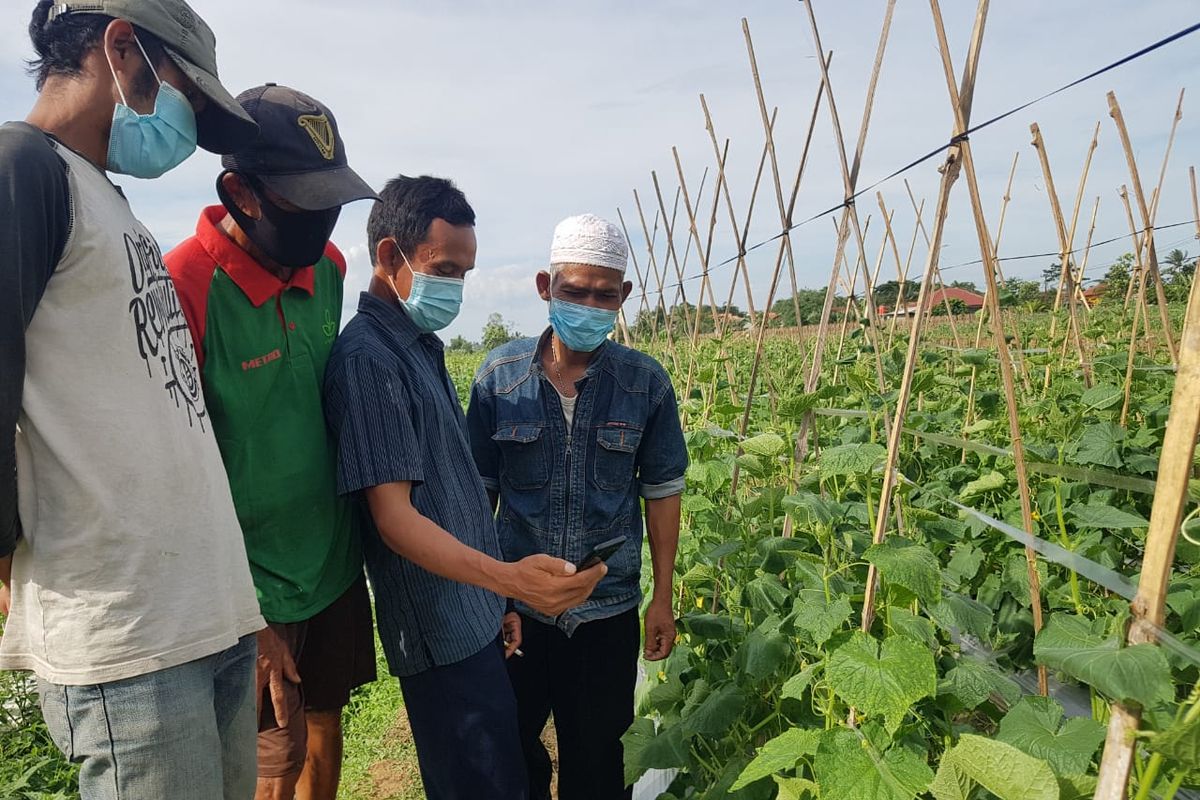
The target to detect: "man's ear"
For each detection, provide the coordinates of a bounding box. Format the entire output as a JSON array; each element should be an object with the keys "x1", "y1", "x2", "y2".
[
  {"x1": 101, "y1": 19, "x2": 138, "y2": 101},
  {"x1": 220, "y1": 172, "x2": 262, "y2": 221},
  {"x1": 621, "y1": 280, "x2": 633, "y2": 303},
  {"x1": 536, "y1": 270, "x2": 552, "y2": 302},
  {"x1": 376, "y1": 238, "x2": 408, "y2": 274}
]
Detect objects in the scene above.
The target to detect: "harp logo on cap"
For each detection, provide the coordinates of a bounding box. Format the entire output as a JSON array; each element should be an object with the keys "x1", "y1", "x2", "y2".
[{"x1": 297, "y1": 114, "x2": 336, "y2": 161}]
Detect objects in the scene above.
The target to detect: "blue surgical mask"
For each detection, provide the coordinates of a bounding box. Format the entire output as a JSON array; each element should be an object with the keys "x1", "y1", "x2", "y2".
[
  {"x1": 549, "y1": 298, "x2": 617, "y2": 352},
  {"x1": 389, "y1": 252, "x2": 464, "y2": 332},
  {"x1": 105, "y1": 36, "x2": 197, "y2": 178}
]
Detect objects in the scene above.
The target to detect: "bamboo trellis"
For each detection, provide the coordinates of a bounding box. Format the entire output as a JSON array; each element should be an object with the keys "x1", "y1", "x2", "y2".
[{"x1": 613, "y1": 3, "x2": 1195, "y2": 796}]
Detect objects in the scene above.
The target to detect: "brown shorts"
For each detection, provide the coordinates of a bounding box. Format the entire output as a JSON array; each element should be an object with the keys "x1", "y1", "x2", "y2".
[{"x1": 257, "y1": 574, "x2": 377, "y2": 778}]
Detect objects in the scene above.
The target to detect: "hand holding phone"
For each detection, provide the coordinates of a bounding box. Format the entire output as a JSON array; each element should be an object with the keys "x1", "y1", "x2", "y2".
[{"x1": 577, "y1": 535, "x2": 628, "y2": 570}]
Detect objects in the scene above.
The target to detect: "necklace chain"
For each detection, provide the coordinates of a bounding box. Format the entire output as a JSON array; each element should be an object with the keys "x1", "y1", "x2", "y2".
[{"x1": 550, "y1": 336, "x2": 575, "y2": 397}]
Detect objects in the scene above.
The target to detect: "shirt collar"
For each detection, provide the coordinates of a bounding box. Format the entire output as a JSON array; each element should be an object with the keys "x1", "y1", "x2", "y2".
[
  {"x1": 357, "y1": 291, "x2": 444, "y2": 351},
  {"x1": 530, "y1": 326, "x2": 611, "y2": 378},
  {"x1": 194, "y1": 205, "x2": 315, "y2": 308}
]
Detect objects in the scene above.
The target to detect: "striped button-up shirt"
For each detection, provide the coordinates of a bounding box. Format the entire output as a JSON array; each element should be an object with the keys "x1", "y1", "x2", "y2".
[{"x1": 324, "y1": 292, "x2": 504, "y2": 677}]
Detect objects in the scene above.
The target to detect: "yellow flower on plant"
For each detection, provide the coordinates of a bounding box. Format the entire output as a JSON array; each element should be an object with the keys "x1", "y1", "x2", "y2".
[{"x1": 696, "y1": 596, "x2": 704, "y2": 609}]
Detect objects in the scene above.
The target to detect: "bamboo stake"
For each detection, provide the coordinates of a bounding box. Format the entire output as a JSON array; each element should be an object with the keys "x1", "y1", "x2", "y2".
[
  {"x1": 859, "y1": 0, "x2": 984, "y2": 632},
  {"x1": 1029, "y1": 122, "x2": 1092, "y2": 388},
  {"x1": 701, "y1": 94, "x2": 771, "y2": 328},
  {"x1": 1095, "y1": 257, "x2": 1200, "y2": 800},
  {"x1": 1076, "y1": 195, "x2": 1101, "y2": 306},
  {"x1": 888, "y1": 187, "x2": 926, "y2": 349},
  {"x1": 727, "y1": 55, "x2": 833, "y2": 499},
  {"x1": 929, "y1": 0, "x2": 1047, "y2": 694},
  {"x1": 1191, "y1": 166, "x2": 1199, "y2": 239},
  {"x1": 632, "y1": 190, "x2": 680, "y2": 372},
  {"x1": 650, "y1": 171, "x2": 696, "y2": 336},
  {"x1": 617, "y1": 207, "x2": 654, "y2": 331},
  {"x1": 730, "y1": 35, "x2": 837, "y2": 497},
  {"x1": 793, "y1": 0, "x2": 897, "y2": 468},
  {"x1": 833, "y1": 217, "x2": 880, "y2": 383},
  {"x1": 1108, "y1": 90, "x2": 1179, "y2": 365},
  {"x1": 963, "y1": 151, "x2": 1021, "y2": 456},
  {"x1": 675, "y1": 145, "x2": 736, "y2": 406},
  {"x1": 742, "y1": 20, "x2": 809, "y2": 335},
  {"x1": 903, "y1": 181, "x2": 967, "y2": 348}
]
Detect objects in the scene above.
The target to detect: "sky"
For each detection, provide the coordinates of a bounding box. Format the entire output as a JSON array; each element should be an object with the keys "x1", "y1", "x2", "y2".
[{"x1": 2, "y1": 1, "x2": 1197, "y2": 342}]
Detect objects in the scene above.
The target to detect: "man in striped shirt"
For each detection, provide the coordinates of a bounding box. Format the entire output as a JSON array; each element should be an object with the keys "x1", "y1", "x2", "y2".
[{"x1": 323, "y1": 175, "x2": 605, "y2": 799}]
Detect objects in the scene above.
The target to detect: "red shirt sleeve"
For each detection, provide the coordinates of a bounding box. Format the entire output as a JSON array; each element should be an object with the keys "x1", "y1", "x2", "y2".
[{"x1": 324, "y1": 241, "x2": 347, "y2": 279}]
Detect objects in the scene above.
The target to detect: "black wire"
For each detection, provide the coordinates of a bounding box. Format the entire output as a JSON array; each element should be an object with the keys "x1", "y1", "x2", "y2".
[{"x1": 631, "y1": 17, "x2": 1200, "y2": 304}]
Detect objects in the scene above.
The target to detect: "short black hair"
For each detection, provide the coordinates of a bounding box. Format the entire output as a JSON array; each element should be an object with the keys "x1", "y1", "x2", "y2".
[
  {"x1": 27, "y1": 1, "x2": 165, "y2": 91},
  {"x1": 367, "y1": 175, "x2": 475, "y2": 266}
]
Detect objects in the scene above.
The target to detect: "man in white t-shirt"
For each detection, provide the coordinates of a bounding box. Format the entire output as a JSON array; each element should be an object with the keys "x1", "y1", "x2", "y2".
[{"x1": 0, "y1": 2, "x2": 264, "y2": 798}]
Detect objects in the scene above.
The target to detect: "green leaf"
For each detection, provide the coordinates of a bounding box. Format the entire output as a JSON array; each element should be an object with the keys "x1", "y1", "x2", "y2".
[
  {"x1": 960, "y1": 348, "x2": 991, "y2": 366},
  {"x1": 930, "y1": 594, "x2": 994, "y2": 640},
  {"x1": 819, "y1": 443, "x2": 888, "y2": 479},
  {"x1": 887, "y1": 608, "x2": 937, "y2": 648},
  {"x1": 938, "y1": 658, "x2": 1023, "y2": 710},
  {"x1": 946, "y1": 546, "x2": 984, "y2": 584},
  {"x1": 1148, "y1": 714, "x2": 1200, "y2": 769},
  {"x1": 730, "y1": 727, "x2": 822, "y2": 790},
  {"x1": 1075, "y1": 422, "x2": 1125, "y2": 469},
  {"x1": 1067, "y1": 503, "x2": 1149, "y2": 529},
  {"x1": 622, "y1": 718, "x2": 690, "y2": 786},
  {"x1": 781, "y1": 664, "x2": 819, "y2": 702},
  {"x1": 742, "y1": 432, "x2": 788, "y2": 457},
  {"x1": 963, "y1": 418, "x2": 994, "y2": 434},
  {"x1": 737, "y1": 628, "x2": 792, "y2": 681},
  {"x1": 793, "y1": 590, "x2": 853, "y2": 646},
  {"x1": 758, "y1": 536, "x2": 810, "y2": 572},
  {"x1": 744, "y1": 575, "x2": 790, "y2": 612},
  {"x1": 959, "y1": 470, "x2": 1006, "y2": 501},
  {"x1": 865, "y1": 540, "x2": 943, "y2": 604},
  {"x1": 826, "y1": 632, "x2": 937, "y2": 733},
  {"x1": 929, "y1": 734, "x2": 1059, "y2": 800},
  {"x1": 1081, "y1": 384, "x2": 1123, "y2": 410},
  {"x1": 680, "y1": 563, "x2": 718, "y2": 586},
  {"x1": 997, "y1": 696, "x2": 1106, "y2": 776},
  {"x1": 774, "y1": 775, "x2": 819, "y2": 800},
  {"x1": 1033, "y1": 613, "x2": 1173, "y2": 709},
  {"x1": 679, "y1": 682, "x2": 747, "y2": 737},
  {"x1": 783, "y1": 492, "x2": 840, "y2": 527},
  {"x1": 813, "y1": 728, "x2": 932, "y2": 800},
  {"x1": 680, "y1": 613, "x2": 736, "y2": 641}
]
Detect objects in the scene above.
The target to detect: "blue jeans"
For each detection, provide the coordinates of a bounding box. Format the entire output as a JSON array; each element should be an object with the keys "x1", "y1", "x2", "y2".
[{"x1": 37, "y1": 634, "x2": 258, "y2": 800}]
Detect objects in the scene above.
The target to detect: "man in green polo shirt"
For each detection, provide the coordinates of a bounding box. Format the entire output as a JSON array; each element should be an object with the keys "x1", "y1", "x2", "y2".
[{"x1": 166, "y1": 84, "x2": 377, "y2": 800}]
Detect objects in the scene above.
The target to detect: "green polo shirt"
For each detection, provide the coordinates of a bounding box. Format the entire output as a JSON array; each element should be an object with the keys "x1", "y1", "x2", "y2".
[{"x1": 166, "y1": 205, "x2": 361, "y2": 623}]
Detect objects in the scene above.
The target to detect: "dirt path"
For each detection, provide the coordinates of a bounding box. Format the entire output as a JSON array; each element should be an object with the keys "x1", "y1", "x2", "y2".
[{"x1": 364, "y1": 710, "x2": 560, "y2": 799}]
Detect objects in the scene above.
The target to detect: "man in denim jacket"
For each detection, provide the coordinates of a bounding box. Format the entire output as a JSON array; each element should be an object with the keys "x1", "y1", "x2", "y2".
[{"x1": 466, "y1": 213, "x2": 688, "y2": 800}]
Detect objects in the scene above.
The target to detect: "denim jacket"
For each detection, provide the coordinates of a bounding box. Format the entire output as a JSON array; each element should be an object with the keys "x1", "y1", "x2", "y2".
[{"x1": 466, "y1": 329, "x2": 688, "y2": 635}]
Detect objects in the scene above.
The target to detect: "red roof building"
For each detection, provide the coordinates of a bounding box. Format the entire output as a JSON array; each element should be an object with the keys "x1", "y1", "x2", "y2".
[{"x1": 885, "y1": 286, "x2": 985, "y2": 317}]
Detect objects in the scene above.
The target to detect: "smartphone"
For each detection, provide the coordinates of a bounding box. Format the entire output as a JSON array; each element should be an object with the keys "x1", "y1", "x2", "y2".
[{"x1": 578, "y1": 535, "x2": 628, "y2": 570}]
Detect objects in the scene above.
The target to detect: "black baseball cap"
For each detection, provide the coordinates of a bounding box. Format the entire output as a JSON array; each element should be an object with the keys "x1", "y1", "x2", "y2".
[
  {"x1": 221, "y1": 84, "x2": 378, "y2": 212},
  {"x1": 46, "y1": 0, "x2": 258, "y2": 154}
]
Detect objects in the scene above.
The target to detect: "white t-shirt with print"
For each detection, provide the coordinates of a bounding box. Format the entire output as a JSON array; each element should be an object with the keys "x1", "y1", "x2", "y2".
[{"x1": 0, "y1": 140, "x2": 263, "y2": 685}]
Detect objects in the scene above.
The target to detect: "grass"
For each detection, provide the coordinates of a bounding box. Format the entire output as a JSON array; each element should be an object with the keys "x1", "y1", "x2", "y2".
[{"x1": 339, "y1": 637, "x2": 424, "y2": 800}]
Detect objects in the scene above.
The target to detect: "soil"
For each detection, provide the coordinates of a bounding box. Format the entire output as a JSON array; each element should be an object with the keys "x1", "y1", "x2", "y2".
[{"x1": 366, "y1": 708, "x2": 561, "y2": 799}]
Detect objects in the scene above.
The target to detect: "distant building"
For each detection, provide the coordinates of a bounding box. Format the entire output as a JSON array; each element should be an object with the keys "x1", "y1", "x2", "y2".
[
  {"x1": 1082, "y1": 283, "x2": 1107, "y2": 306},
  {"x1": 882, "y1": 286, "x2": 986, "y2": 317}
]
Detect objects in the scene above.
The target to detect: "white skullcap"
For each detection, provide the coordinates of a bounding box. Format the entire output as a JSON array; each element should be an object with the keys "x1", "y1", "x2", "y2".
[{"x1": 549, "y1": 213, "x2": 628, "y2": 273}]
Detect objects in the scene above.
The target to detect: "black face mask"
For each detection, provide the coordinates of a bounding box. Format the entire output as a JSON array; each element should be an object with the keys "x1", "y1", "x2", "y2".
[{"x1": 217, "y1": 171, "x2": 341, "y2": 268}]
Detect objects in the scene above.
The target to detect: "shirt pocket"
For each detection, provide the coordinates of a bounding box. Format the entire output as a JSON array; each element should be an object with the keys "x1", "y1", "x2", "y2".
[
  {"x1": 492, "y1": 423, "x2": 550, "y2": 490},
  {"x1": 592, "y1": 426, "x2": 642, "y2": 492}
]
